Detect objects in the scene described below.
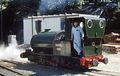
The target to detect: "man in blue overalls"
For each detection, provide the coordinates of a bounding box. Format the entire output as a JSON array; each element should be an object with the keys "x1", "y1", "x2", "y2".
[{"x1": 71, "y1": 20, "x2": 84, "y2": 57}]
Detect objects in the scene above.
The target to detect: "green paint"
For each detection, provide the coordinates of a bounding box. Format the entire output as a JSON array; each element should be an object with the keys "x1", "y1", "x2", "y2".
[
  {"x1": 84, "y1": 45, "x2": 102, "y2": 57},
  {"x1": 85, "y1": 19, "x2": 106, "y2": 38},
  {"x1": 84, "y1": 18, "x2": 105, "y2": 56}
]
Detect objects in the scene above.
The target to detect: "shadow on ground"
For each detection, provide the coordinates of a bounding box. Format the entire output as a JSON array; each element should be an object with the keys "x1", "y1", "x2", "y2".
[
  {"x1": 11, "y1": 61, "x2": 89, "y2": 76},
  {"x1": 8, "y1": 61, "x2": 120, "y2": 76}
]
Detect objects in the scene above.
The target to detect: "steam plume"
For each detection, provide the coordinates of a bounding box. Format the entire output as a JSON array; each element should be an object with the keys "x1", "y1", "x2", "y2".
[{"x1": 0, "y1": 36, "x2": 28, "y2": 63}]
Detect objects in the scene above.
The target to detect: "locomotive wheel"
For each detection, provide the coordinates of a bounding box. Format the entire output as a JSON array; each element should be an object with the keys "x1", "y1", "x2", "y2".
[
  {"x1": 92, "y1": 60, "x2": 99, "y2": 67},
  {"x1": 103, "y1": 57, "x2": 108, "y2": 64}
]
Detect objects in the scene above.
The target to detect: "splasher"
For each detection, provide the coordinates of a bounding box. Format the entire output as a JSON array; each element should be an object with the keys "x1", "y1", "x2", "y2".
[{"x1": 0, "y1": 35, "x2": 28, "y2": 63}]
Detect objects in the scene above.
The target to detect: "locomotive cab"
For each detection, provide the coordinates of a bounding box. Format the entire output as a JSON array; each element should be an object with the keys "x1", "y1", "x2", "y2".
[{"x1": 52, "y1": 17, "x2": 106, "y2": 58}]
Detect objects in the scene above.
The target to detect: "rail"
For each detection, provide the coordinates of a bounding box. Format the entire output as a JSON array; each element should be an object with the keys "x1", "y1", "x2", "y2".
[{"x1": 0, "y1": 64, "x2": 24, "y2": 76}]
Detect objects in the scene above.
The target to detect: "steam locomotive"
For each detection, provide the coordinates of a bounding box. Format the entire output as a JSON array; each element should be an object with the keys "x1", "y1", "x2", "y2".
[{"x1": 20, "y1": 14, "x2": 108, "y2": 69}]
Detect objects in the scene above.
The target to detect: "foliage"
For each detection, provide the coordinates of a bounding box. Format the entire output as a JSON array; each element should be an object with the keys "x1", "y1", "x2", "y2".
[
  {"x1": 6, "y1": 0, "x2": 40, "y2": 17},
  {"x1": 0, "y1": 0, "x2": 12, "y2": 10}
]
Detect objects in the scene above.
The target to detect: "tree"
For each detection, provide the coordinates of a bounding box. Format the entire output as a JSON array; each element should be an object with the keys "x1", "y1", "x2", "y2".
[{"x1": 0, "y1": 0, "x2": 11, "y2": 10}]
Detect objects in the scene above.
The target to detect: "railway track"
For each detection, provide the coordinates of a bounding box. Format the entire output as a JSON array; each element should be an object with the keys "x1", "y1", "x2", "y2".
[
  {"x1": 0, "y1": 60, "x2": 120, "y2": 76},
  {"x1": 85, "y1": 69, "x2": 120, "y2": 76},
  {"x1": 0, "y1": 64, "x2": 24, "y2": 76}
]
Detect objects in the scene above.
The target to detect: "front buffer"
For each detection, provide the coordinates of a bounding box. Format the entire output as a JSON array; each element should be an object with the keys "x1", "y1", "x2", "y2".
[{"x1": 80, "y1": 55, "x2": 108, "y2": 69}]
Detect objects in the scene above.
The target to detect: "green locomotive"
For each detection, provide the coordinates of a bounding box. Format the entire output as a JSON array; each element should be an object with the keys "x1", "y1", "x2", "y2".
[{"x1": 21, "y1": 14, "x2": 108, "y2": 69}]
